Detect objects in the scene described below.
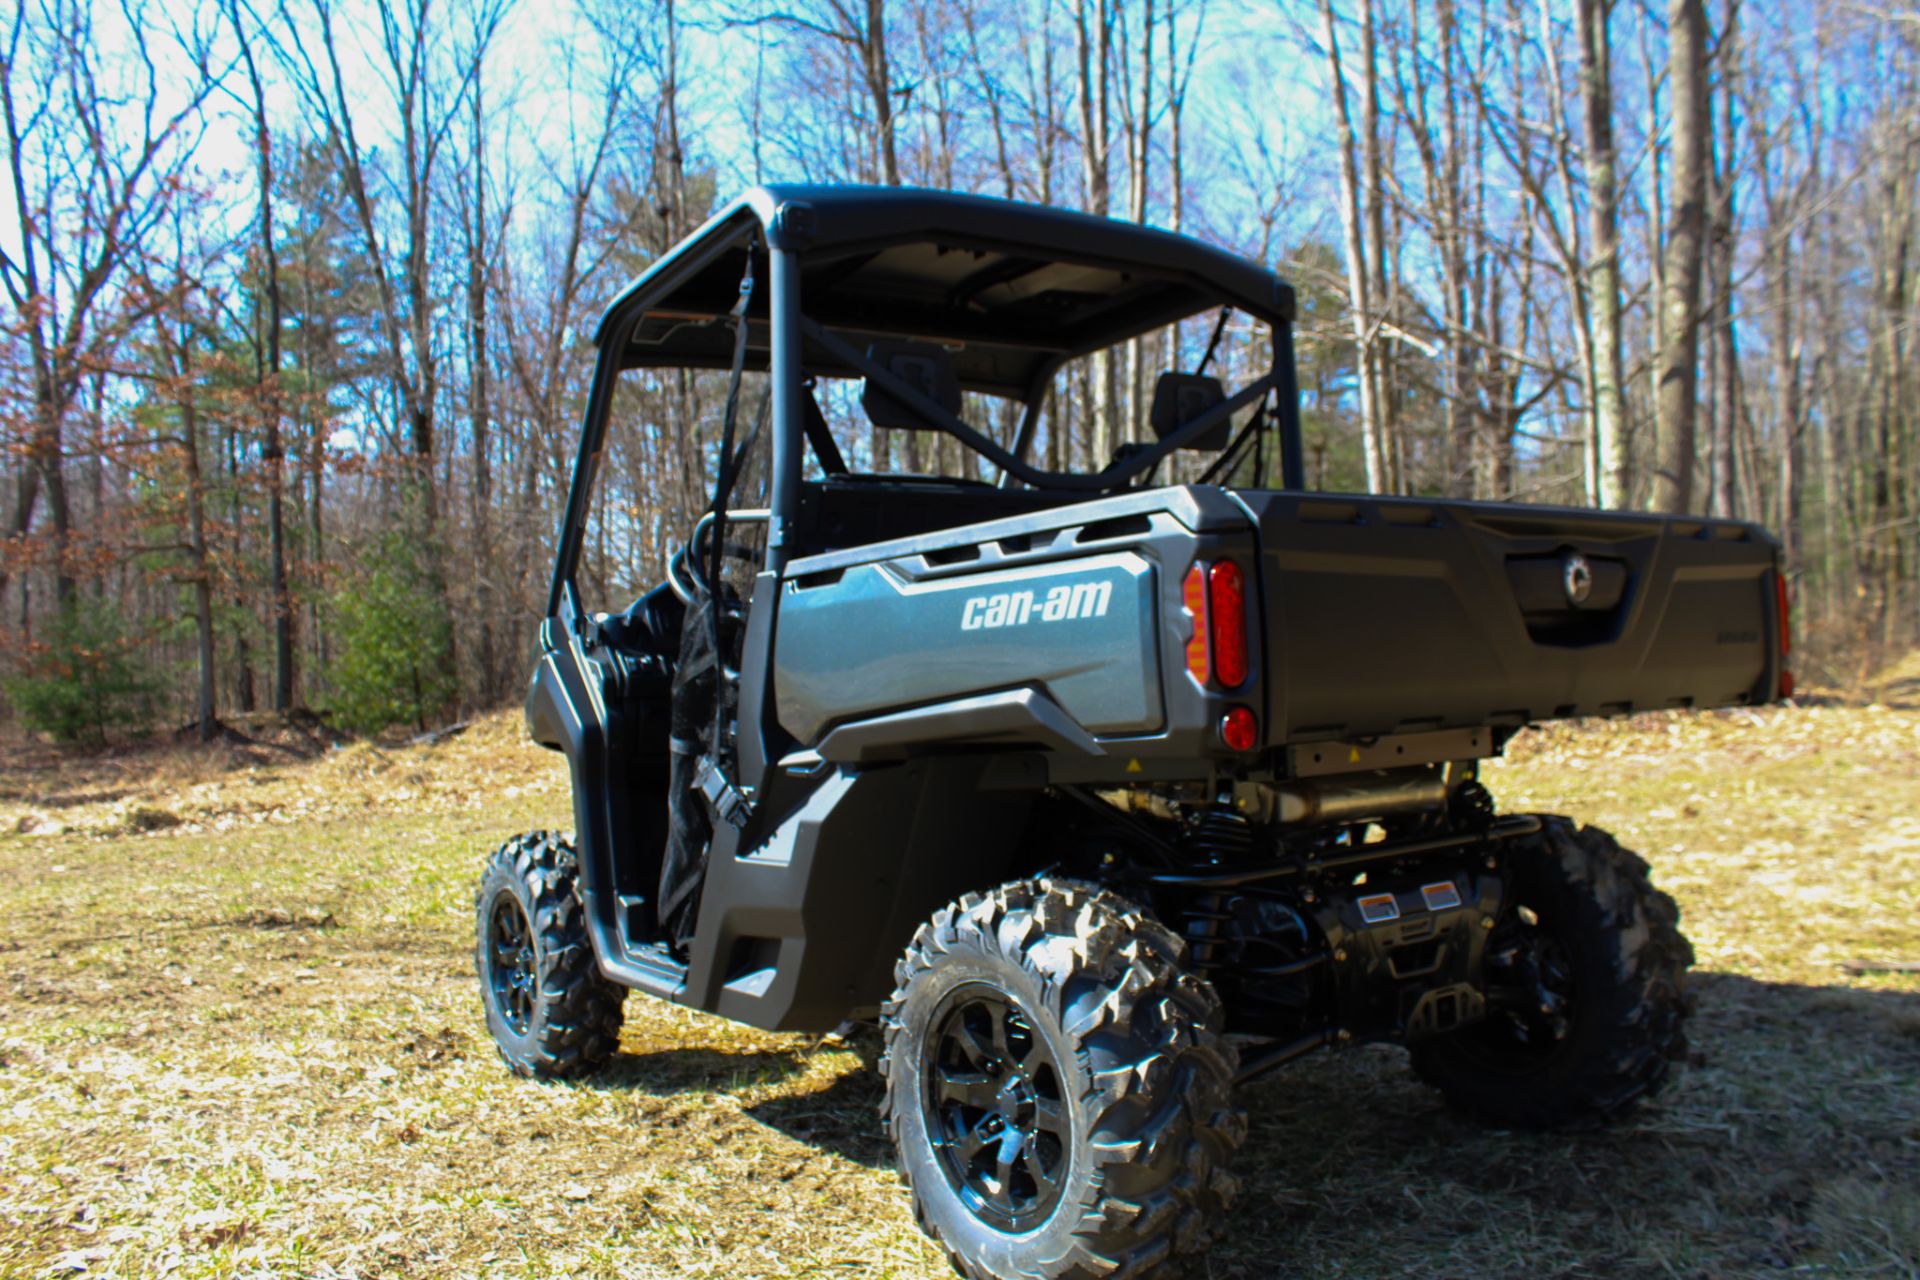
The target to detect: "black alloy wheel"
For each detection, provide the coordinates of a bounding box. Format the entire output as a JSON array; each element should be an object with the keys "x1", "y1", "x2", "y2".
[
  {"x1": 485, "y1": 891, "x2": 538, "y2": 1036},
  {"x1": 1468, "y1": 903, "x2": 1579, "y2": 1065},
  {"x1": 924, "y1": 984, "x2": 1070, "y2": 1232}
]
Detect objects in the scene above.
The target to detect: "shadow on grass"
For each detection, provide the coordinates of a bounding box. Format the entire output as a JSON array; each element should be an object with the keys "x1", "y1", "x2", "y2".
[
  {"x1": 1218, "y1": 972, "x2": 1920, "y2": 1279},
  {"x1": 746, "y1": 1068, "x2": 893, "y2": 1168},
  {"x1": 598, "y1": 1045, "x2": 814, "y2": 1095},
  {"x1": 585, "y1": 1036, "x2": 896, "y2": 1166}
]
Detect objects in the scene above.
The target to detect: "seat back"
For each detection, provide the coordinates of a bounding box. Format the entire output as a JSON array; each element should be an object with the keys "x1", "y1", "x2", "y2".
[
  {"x1": 861, "y1": 339, "x2": 962, "y2": 431},
  {"x1": 1149, "y1": 372, "x2": 1229, "y2": 451}
]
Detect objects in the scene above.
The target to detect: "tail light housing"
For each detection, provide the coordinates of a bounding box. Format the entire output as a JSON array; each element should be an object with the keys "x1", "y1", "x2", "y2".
[
  {"x1": 1183, "y1": 559, "x2": 1250, "y2": 690},
  {"x1": 1776, "y1": 570, "x2": 1794, "y2": 699}
]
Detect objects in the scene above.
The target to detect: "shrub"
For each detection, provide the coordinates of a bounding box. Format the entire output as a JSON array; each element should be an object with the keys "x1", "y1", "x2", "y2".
[
  {"x1": 3, "y1": 607, "x2": 160, "y2": 744},
  {"x1": 324, "y1": 533, "x2": 457, "y2": 734}
]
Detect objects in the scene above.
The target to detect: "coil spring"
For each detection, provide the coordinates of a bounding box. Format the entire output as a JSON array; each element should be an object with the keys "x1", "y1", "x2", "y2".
[
  {"x1": 1175, "y1": 808, "x2": 1253, "y2": 973},
  {"x1": 1186, "y1": 806, "x2": 1255, "y2": 862}
]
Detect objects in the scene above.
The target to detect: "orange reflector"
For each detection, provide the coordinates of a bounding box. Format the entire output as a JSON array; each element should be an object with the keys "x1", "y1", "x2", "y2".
[
  {"x1": 1208, "y1": 560, "x2": 1248, "y2": 688},
  {"x1": 1221, "y1": 705, "x2": 1258, "y2": 752},
  {"x1": 1183, "y1": 563, "x2": 1210, "y2": 685}
]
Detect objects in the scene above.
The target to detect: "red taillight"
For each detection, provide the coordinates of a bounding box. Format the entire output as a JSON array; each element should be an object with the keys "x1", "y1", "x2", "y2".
[
  {"x1": 1183, "y1": 563, "x2": 1210, "y2": 685},
  {"x1": 1220, "y1": 705, "x2": 1259, "y2": 752},
  {"x1": 1185, "y1": 559, "x2": 1252, "y2": 690},
  {"x1": 1776, "y1": 571, "x2": 1794, "y2": 699},
  {"x1": 1208, "y1": 560, "x2": 1248, "y2": 688}
]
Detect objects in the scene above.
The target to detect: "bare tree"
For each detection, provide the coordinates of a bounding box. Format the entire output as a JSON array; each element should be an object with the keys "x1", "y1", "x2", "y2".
[
  {"x1": 0, "y1": 0, "x2": 216, "y2": 608},
  {"x1": 748, "y1": 0, "x2": 902, "y2": 185},
  {"x1": 269, "y1": 0, "x2": 507, "y2": 526}
]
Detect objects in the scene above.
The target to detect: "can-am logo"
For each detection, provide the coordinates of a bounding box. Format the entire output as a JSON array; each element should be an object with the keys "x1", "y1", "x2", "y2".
[{"x1": 961, "y1": 580, "x2": 1113, "y2": 631}]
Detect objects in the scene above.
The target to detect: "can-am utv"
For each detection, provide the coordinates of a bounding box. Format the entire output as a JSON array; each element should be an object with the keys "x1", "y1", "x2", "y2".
[{"x1": 476, "y1": 185, "x2": 1786, "y2": 1279}]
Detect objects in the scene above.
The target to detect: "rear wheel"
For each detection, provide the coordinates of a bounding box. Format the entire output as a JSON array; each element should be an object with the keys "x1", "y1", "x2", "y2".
[
  {"x1": 882, "y1": 880, "x2": 1244, "y2": 1280},
  {"x1": 475, "y1": 831, "x2": 625, "y2": 1079},
  {"x1": 1411, "y1": 816, "x2": 1693, "y2": 1129}
]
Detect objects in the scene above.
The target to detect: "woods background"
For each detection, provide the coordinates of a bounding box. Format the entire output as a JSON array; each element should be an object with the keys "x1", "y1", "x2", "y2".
[{"x1": 1, "y1": 0, "x2": 1915, "y2": 740}]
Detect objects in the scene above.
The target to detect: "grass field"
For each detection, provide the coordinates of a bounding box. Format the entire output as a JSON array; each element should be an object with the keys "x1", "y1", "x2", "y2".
[{"x1": 0, "y1": 706, "x2": 1915, "y2": 1279}]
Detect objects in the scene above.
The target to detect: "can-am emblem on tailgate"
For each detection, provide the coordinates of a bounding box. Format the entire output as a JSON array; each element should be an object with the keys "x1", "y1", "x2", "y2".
[
  {"x1": 961, "y1": 580, "x2": 1113, "y2": 631},
  {"x1": 1562, "y1": 551, "x2": 1594, "y2": 606}
]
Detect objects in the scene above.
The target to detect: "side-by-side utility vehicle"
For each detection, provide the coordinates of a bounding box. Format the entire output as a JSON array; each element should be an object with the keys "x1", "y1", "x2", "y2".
[{"x1": 475, "y1": 185, "x2": 1786, "y2": 1279}]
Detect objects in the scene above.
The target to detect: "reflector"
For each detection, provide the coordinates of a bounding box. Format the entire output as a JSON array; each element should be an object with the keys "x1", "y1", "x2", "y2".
[
  {"x1": 1183, "y1": 563, "x2": 1210, "y2": 686},
  {"x1": 1220, "y1": 705, "x2": 1257, "y2": 752}
]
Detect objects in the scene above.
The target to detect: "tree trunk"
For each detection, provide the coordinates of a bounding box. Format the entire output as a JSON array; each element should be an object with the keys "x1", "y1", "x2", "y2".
[
  {"x1": 238, "y1": 20, "x2": 294, "y2": 711},
  {"x1": 227, "y1": 421, "x2": 256, "y2": 715},
  {"x1": 177, "y1": 336, "x2": 217, "y2": 742},
  {"x1": 1124, "y1": 0, "x2": 1154, "y2": 446},
  {"x1": 468, "y1": 65, "x2": 496, "y2": 704},
  {"x1": 865, "y1": 0, "x2": 900, "y2": 185},
  {"x1": 1577, "y1": 0, "x2": 1631, "y2": 508},
  {"x1": 1317, "y1": 0, "x2": 1386, "y2": 492},
  {"x1": 1077, "y1": 0, "x2": 1115, "y2": 465},
  {"x1": 1706, "y1": 4, "x2": 1740, "y2": 519},
  {"x1": 1358, "y1": 0, "x2": 1394, "y2": 493},
  {"x1": 1653, "y1": 0, "x2": 1710, "y2": 514}
]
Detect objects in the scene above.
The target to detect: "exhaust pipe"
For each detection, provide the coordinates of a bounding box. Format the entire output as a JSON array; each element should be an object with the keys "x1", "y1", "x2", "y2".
[{"x1": 1244, "y1": 767, "x2": 1449, "y2": 826}]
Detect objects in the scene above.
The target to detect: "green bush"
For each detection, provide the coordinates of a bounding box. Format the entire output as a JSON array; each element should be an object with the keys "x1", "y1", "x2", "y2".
[
  {"x1": 3, "y1": 608, "x2": 159, "y2": 744},
  {"x1": 324, "y1": 533, "x2": 457, "y2": 734}
]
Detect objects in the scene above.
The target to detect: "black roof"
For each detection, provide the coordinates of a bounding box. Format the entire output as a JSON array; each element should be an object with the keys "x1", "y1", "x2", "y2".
[{"x1": 599, "y1": 185, "x2": 1294, "y2": 398}]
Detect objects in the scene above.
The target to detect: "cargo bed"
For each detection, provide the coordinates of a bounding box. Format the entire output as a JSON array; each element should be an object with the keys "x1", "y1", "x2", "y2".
[{"x1": 1240, "y1": 490, "x2": 1783, "y2": 744}]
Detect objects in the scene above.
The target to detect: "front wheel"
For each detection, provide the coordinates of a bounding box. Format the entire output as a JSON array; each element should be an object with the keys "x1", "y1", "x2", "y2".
[
  {"x1": 474, "y1": 831, "x2": 625, "y2": 1079},
  {"x1": 881, "y1": 880, "x2": 1245, "y2": 1280},
  {"x1": 1411, "y1": 816, "x2": 1694, "y2": 1129}
]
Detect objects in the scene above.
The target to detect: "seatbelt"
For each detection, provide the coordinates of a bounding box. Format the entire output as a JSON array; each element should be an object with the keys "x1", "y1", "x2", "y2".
[
  {"x1": 693, "y1": 235, "x2": 760, "y2": 832},
  {"x1": 705, "y1": 233, "x2": 758, "y2": 608},
  {"x1": 1195, "y1": 308, "x2": 1232, "y2": 376}
]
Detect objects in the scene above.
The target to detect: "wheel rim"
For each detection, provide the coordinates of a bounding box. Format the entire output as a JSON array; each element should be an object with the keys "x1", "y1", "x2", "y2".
[
  {"x1": 486, "y1": 892, "x2": 537, "y2": 1036},
  {"x1": 923, "y1": 983, "x2": 1070, "y2": 1233},
  {"x1": 1471, "y1": 902, "x2": 1579, "y2": 1067}
]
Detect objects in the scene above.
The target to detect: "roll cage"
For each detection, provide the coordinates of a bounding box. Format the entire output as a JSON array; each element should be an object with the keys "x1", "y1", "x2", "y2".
[{"x1": 547, "y1": 184, "x2": 1306, "y2": 614}]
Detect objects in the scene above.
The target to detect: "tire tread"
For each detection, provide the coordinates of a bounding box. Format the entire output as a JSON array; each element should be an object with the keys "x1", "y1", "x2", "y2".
[
  {"x1": 882, "y1": 879, "x2": 1245, "y2": 1280},
  {"x1": 1412, "y1": 815, "x2": 1693, "y2": 1130},
  {"x1": 475, "y1": 830, "x2": 624, "y2": 1080}
]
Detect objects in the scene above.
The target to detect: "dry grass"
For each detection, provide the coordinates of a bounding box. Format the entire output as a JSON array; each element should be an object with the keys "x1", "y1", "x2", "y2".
[{"x1": 0, "y1": 706, "x2": 1915, "y2": 1279}]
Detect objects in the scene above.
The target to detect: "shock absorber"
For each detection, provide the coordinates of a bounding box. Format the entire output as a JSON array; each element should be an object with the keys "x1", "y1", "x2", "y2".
[{"x1": 1174, "y1": 807, "x2": 1254, "y2": 977}]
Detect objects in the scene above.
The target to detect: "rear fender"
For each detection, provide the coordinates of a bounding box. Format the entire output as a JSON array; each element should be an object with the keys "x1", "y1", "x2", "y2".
[{"x1": 679, "y1": 755, "x2": 1034, "y2": 1032}]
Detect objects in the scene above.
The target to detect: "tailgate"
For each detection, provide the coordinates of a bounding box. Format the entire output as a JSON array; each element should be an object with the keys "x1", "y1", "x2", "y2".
[{"x1": 1240, "y1": 492, "x2": 1784, "y2": 743}]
